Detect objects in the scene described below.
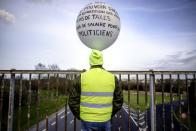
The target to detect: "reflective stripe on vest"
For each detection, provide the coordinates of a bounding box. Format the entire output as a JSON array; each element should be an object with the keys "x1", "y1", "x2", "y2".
[
  {"x1": 80, "y1": 68, "x2": 115, "y2": 122},
  {"x1": 80, "y1": 102, "x2": 112, "y2": 108},
  {"x1": 81, "y1": 92, "x2": 113, "y2": 96}
]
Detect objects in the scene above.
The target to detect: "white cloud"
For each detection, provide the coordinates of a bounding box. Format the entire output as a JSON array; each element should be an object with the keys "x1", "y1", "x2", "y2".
[
  {"x1": 0, "y1": 9, "x2": 15, "y2": 23},
  {"x1": 152, "y1": 50, "x2": 196, "y2": 70},
  {"x1": 121, "y1": 6, "x2": 190, "y2": 13},
  {"x1": 27, "y1": 0, "x2": 52, "y2": 3},
  {"x1": 119, "y1": 0, "x2": 196, "y2": 13}
]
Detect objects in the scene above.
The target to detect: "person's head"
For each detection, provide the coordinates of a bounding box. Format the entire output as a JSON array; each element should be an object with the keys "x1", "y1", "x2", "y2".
[{"x1": 89, "y1": 49, "x2": 103, "y2": 67}]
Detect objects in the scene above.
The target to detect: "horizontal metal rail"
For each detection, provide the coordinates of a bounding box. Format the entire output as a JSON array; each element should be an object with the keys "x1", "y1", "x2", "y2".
[{"x1": 0, "y1": 70, "x2": 196, "y2": 74}]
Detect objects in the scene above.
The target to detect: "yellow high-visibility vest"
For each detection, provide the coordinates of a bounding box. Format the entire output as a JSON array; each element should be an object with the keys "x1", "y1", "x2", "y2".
[{"x1": 80, "y1": 68, "x2": 115, "y2": 122}]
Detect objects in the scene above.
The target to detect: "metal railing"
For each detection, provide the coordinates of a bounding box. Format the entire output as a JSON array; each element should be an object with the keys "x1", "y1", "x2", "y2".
[{"x1": 0, "y1": 70, "x2": 195, "y2": 131}]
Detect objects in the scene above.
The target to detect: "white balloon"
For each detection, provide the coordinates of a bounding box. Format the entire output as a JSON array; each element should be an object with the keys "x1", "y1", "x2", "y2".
[{"x1": 76, "y1": 2, "x2": 121, "y2": 51}]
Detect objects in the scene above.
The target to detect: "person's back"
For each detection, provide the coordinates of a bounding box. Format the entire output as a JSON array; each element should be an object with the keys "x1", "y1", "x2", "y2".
[
  {"x1": 68, "y1": 50, "x2": 123, "y2": 131},
  {"x1": 80, "y1": 67, "x2": 115, "y2": 122}
]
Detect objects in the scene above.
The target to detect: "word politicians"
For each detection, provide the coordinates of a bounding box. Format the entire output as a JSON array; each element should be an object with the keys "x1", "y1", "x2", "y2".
[{"x1": 79, "y1": 30, "x2": 113, "y2": 37}]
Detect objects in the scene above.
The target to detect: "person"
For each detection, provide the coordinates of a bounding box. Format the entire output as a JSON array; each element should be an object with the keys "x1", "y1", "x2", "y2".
[{"x1": 68, "y1": 49, "x2": 123, "y2": 131}]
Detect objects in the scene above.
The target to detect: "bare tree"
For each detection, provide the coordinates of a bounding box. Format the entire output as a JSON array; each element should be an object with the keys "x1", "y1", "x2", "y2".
[
  {"x1": 48, "y1": 64, "x2": 60, "y2": 70},
  {"x1": 35, "y1": 63, "x2": 48, "y2": 70}
]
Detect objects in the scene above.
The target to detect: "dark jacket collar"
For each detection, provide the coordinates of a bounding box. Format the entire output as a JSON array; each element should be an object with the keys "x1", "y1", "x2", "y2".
[{"x1": 90, "y1": 65, "x2": 104, "y2": 69}]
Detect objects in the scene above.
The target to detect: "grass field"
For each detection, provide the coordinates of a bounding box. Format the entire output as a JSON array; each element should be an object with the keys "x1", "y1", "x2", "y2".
[
  {"x1": 14, "y1": 90, "x2": 67, "y2": 130},
  {"x1": 123, "y1": 91, "x2": 185, "y2": 111}
]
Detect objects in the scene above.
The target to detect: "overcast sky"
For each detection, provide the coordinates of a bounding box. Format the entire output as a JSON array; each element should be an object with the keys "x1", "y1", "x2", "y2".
[{"x1": 0, "y1": 0, "x2": 196, "y2": 70}]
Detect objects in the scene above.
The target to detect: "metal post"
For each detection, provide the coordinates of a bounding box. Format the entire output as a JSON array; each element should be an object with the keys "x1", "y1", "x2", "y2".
[
  {"x1": 7, "y1": 70, "x2": 15, "y2": 131},
  {"x1": 169, "y1": 74, "x2": 174, "y2": 130},
  {"x1": 64, "y1": 74, "x2": 68, "y2": 131},
  {"x1": 177, "y1": 74, "x2": 182, "y2": 131},
  {"x1": 18, "y1": 73, "x2": 23, "y2": 131},
  {"x1": 194, "y1": 74, "x2": 196, "y2": 118},
  {"x1": 149, "y1": 71, "x2": 155, "y2": 131},
  {"x1": 136, "y1": 74, "x2": 139, "y2": 130},
  {"x1": 119, "y1": 74, "x2": 123, "y2": 131},
  {"x1": 144, "y1": 74, "x2": 148, "y2": 129},
  {"x1": 36, "y1": 74, "x2": 40, "y2": 131},
  {"x1": 27, "y1": 74, "x2": 32, "y2": 130},
  {"x1": 46, "y1": 74, "x2": 50, "y2": 131},
  {"x1": 161, "y1": 74, "x2": 165, "y2": 131},
  {"x1": 73, "y1": 74, "x2": 77, "y2": 131},
  {"x1": 127, "y1": 74, "x2": 131, "y2": 131},
  {"x1": 55, "y1": 74, "x2": 59, "y2": 131},
  {"x1": 0, "y1": 74, "x2": 4, "y2": 131},
  {"x1": 185, "y1": 74, "x2": 191, "y2": 127}
]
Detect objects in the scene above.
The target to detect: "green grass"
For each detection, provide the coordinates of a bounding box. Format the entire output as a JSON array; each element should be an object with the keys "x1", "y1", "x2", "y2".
[
  {"x1": 123, "y1": 91, "x2": 185, "y2": 111},
  {"x1": 14, "y1": 90, "x2": 67, "y2": 130}
]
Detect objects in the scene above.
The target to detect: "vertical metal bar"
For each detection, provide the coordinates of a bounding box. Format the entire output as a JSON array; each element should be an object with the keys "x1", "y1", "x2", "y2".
[
  {"x1": 18, "y1": 74, "x2": 23, "y2": 131},
  {"x1": 193, "y1": 74, "x2": 196, "y2": 124},
  {"x1": 177, "y1": 74, "x2": 182, "y2": 131},
  {"x1": 193, "y1": 73, "x2": 196, "y2": 86},
  {"x1": 185, "y1": 74, "x2": 190, "y2": 127},
  {"x1": 0, "y1": 74, "x2": 4, "y2": 131},
  {"x1": 136, "y1": 74, "x2": 139, "y2": 130},
  {"x1": 119, "y1": 74, "x2": 123, "y2": 131},
  {"x1": 154, "y1": 74, "x2": 156, "y2": 131},
  {"x1": 144, "y1": 74, "x2": 148, "y2": 129},
  {"x1": 161, "y1": 74, "x2": 165, "y2": 131},
  {"x1": 136, "y1": 74, "x2": 139, "y2": 106},
  {"x1": 74, "y1": 74, "x2": 77, "y2": 131},
  {"x1": 36, "y1": 74, "x2": 40, "y2": 131},
  {"x1": 55, "y1": 74, "x2": 59, "y2": 131},
  {"x1": 128, "y1": 74, "x2": 131, "y2": 131},
  {"x1": 7, "y1": 70, "x2": 15, "y2": 131},
  {"x1": 119, "y1": 73, "x2": 121, "y2": 81},
  {"x1": 46, "y1": 74, "x2": 50, "y2": 131},
  {"x1": 27, "y1": 74, "x2": 32, "y2": 130},
  {"x1": 64, "y1": 74, "x2": 68, "y2": 131},
  {"x1": 169, "y1": 74, "x2": 174, "y2": 130},
  {"x1": 149, "y1": 71, "x2": 155, "y2": 131}
]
